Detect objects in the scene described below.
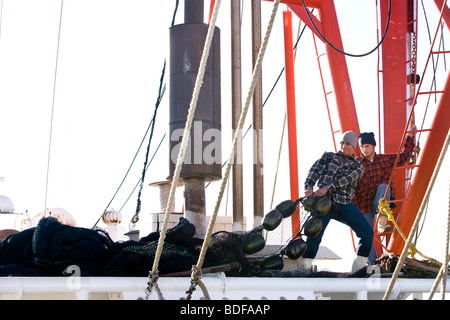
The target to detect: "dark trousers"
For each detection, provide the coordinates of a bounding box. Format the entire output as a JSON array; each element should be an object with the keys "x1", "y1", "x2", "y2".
[{"x1": 303, "y1": 203, "x2": 374, "y2": 259}]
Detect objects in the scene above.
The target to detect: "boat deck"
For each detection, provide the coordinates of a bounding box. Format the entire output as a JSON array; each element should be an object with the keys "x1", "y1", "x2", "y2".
[{"x1": 0, "y1": 275, "x2": 448, "y2": 300}]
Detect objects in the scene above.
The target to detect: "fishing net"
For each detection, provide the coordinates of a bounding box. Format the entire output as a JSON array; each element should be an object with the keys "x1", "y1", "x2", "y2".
[
  {"x1": 0, "y1": 214, "x2": 345, "y2": 278},
  {"x1": 0, "y1": 216, "x2": 291, "y2": 277}
]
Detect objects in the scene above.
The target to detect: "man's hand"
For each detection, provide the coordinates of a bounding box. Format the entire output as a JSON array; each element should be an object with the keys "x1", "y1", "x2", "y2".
[
  {"x1": 304, "y1": 189, "x2": 313, "y2": 197},
  {"x1": 408, "y1": 125, "x2": 417, "y2": 137},
  {"x1": 314, "y1": 187, "x2": 329, "y2": 197}
]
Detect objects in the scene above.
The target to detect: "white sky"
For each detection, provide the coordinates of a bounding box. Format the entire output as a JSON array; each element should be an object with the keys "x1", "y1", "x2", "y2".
[{"x1": 0, "y1": 0, "x2": 449, "y2": 269}]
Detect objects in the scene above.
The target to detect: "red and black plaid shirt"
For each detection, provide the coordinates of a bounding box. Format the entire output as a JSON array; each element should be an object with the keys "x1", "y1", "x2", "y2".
[{"x1": 353, "y1": 135, "x2": 415, "y2": 213}]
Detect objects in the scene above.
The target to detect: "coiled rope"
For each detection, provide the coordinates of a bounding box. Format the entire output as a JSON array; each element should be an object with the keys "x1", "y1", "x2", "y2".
[
  {"x1": 185, "y1": 0, "x2": 281, "y2": 300},
  {"x1": 378, "y1": 199, "x2": 439, "y2": 264}
]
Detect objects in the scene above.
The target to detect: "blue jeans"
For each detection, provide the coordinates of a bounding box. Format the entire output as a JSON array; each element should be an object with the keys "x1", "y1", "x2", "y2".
[
  {"x1": 363, "y1": 184, "x2": 391, "y2": 264},
  {"x1": 303, "y1": 202, "x2": 374, "y2": 259}
]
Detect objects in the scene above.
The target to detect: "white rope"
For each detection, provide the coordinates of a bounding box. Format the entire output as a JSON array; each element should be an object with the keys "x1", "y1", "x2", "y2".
[
  {"x1": 270, "y1": 111, "x2": 286, "y2": 209},
  {"x1": 428, "y1": 252, "x2": 450, "y2": 299},
  {"x1": 193, "y1": 0, "x2": 281, "y2": 275},
  {"x1": 150, "y1": 0, "x2": 222, "y2": 280},
  {"x1": 440, "y1": 171, "x2": 450, "y2": 299},
  {"x1": 44, "y1": 0, "x2": 64, "y2": 215},
  {"x1": 428, "y1": 133, "x2": 450, "y2": 299},
  {"x1": 383, "y1": 131, "x2": 450, "y2": 300}
]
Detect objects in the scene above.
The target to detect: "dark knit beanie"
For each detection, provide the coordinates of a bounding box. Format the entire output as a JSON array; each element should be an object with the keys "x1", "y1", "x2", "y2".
[{"x1": 359, "y1": 132, "x2": 377, "y2": 146}]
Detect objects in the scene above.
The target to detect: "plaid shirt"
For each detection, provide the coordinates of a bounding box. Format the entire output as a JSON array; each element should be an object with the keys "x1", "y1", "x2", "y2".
[
  {"x1": 353, "y1": 135, "x2": 416, "y2": 213},
  {"x1": 304, "y1": 151, "x2": 364, "y2": 205}
]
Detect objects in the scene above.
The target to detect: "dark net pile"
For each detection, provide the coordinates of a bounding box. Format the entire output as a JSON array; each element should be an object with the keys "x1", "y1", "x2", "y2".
[{"x1": 0, "y1": 216, "x2": 320, "y2": 277}]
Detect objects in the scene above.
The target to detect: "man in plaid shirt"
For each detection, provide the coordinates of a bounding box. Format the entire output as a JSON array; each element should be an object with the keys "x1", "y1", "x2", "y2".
[
  {"x1": 300, "y1": 131, "x2": 374, "y2": 273},
  {"x1": 353, "y1": 128, "x2": 416, "y2": 264}
]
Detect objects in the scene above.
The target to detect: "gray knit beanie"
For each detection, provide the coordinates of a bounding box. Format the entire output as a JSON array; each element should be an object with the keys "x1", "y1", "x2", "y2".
[{"x1": 341, "y1": 131, "x2": 358, "y2": 148}]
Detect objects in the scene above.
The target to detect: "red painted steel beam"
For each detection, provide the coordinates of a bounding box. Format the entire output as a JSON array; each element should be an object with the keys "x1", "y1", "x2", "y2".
[
  {"x1": 379, "y1": 0, "x2": 410, "y2": 241},
  {"x1": 208, "y1": 0, "x2": 216, "y2": 23},
  {"x1": 380, "y1": 0, "x2": 408, "y2": 154},
  {"x1": 286, "y1": 4, "x2": 324, "y2": 39},
  {"x1": 388, "y1": 71, "x2": 450, "y2": 254},
  {"x1": 263, "y1": 0, "x2": 324, "y2": 7},
  {"x1": 283, "y1": 9, "x2": 301, "y2": 235},
  {"x1": 433, "y1": 0, "x2": 450, "y2": 29},
  {"x1": 316, "y1": 0, "x2": 360, "y2": 137},
  {"x1": 268, "y1": 0, "x2": 360, "y2": 136}
]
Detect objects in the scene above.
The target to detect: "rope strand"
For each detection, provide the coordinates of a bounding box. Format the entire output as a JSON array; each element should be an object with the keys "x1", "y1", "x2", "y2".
[
  {"x1": 188, "y1": 0, "x2": 281, "y2": 297},
  {"x1": 44, "y1": 0, "x2": 64, "y2": 215},
  {"x1": 148, "y1": 0, "x2": 223, "y2": 296},
  {"x1": 383, "y1": 131, "x2": 450, "y2": 300}
]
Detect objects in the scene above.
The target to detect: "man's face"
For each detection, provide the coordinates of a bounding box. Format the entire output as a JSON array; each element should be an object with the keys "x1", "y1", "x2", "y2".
[
  {"x1": 341, "y1": 141, "x2": 355, "y2": 156},
  {"x1": 360, "y1": 144, "x2": 375, "y2": 159}
]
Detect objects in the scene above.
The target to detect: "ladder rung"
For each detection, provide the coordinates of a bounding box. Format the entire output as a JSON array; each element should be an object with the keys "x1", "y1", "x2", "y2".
[
  {"x1": 410, "y1": 128, "x2": 431, "y2": 133},
  {"x1": 418, "y1": 90, "x2": 444, "y2": 95},
  {"x1": 317, "y1": 53, "x2": 326, "y2": 58},
  {"x1": 325, "y1": 91, "x2": 334, "y2": 96},
  {"x1": 407, "y1": 91, "x2": 444, "y2": 102},
  {"x1": 395, "y1": 164, "x2": 420, "y2": 170},
  {"x1": 431, "y1": 50, "x2": 450, "y2": 55},
  {"x1": 388, "y1": 199, "x2": 404, "y2": 204},
  {"x1": 375, "y1": 230, "x2": 394, "y2": 236}
]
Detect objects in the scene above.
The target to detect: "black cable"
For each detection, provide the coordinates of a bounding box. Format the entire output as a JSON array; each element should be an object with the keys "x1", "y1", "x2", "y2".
[
  {"x1": 92, "y1": 0, "x2": 180, "y2": 228},
  {"x1": 205, "y1": 15, "x2": 313, "y2": 190},
  {"x1": 300, "y1": 0, "x2": 391, "y2": 58},
  {"x1": 99, "y1": 94, "x2": 161, "y2": 214},
  {"x1": 171, "y1": 0, "x2": 179, "y2": 27},
  {"x1": 242, "y1": 14, "x2": 312, "y2": 140},
  {"x1": 421, "y1": 0, "x2": 438, "y2": 102},
  {"x1": 130, "y1": 62, "x2": 166, "y2": 227},
  {"x1": 91, "y1": 80, "x2": 166, "y2": 229},
  {"x1": 119, "y1": 133, "x2": 167, "y2": 213}
]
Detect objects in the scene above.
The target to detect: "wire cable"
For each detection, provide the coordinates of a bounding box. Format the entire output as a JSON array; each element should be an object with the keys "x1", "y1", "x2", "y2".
[
  {"x1": 44, "y1": 0, "x2": 64, "y2": 215},
  {"x1": 300, "y1": 0, "x2": 391, "y2": 58}
]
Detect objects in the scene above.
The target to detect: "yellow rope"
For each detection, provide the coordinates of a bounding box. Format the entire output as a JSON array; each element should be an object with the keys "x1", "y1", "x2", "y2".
[
  {"x1": 378, "y1": 198, "x2": 440, "y2": 265},
  {"x1": 383, "y1": 131, "x2": 449, "y2": 300}
]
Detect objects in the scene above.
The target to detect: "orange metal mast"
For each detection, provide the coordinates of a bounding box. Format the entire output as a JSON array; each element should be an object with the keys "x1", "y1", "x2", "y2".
[
  {"x1": 387, "y1": 0, "x2": 450, "y2": 254},
  {"x1": 268, "y1": 0, "x2": 361, "y2": 136},
  {"x1": 283, "y1": 9, "x2": 301, "y2": 235},
  {"x1": 388, "y1": 72, "x2": 450, "y2": 254},
  {"x1": 374, "y1": 0, "x2": 412, "y2": 247},
  {"x1": 263, "y1": 0, "x2": 450, "y2": 258}
]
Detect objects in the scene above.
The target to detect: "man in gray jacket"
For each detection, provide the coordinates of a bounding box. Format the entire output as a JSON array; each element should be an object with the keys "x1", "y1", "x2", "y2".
[{"x1": 300, "y1": 131, "x2": 374, "y2": 273}]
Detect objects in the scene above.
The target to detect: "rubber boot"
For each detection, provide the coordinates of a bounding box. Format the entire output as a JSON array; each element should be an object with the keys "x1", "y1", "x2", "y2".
[
  {"x1": 351, "y1": 255, "x2": 368, "y2": 273},
  {"x1": 377, "y1": 214, "x2": 392, "y2": 233},
  {"x1": 297, "y1": 258, "x2": 313, "y2": 271}
]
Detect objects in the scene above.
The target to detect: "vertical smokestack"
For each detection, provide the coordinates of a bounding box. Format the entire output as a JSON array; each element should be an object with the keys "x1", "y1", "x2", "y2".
[
  {"x1": 185, "y1": 0, "x2": 204, "y2": 24},
  {"x1": 169, "y1": 0, "x2": 221, "y2": 238}
]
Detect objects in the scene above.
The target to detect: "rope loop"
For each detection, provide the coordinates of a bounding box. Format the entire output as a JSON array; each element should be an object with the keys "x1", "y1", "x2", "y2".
[
  {"x1": 185, "y1": 265, "x2": 203, "y2": 300},
  {"x1": 186, "y1": 0, "x2": 281, "y2": 295},
  {"x1": 140, "y1": 270, "x2": 164, "y2": 300},
  {"x1": 146, "y1": 0, "x2": 223, "y2": 298},
  {"x1": 378, "y1": 198, "x2": 441, "y2": 265}
]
